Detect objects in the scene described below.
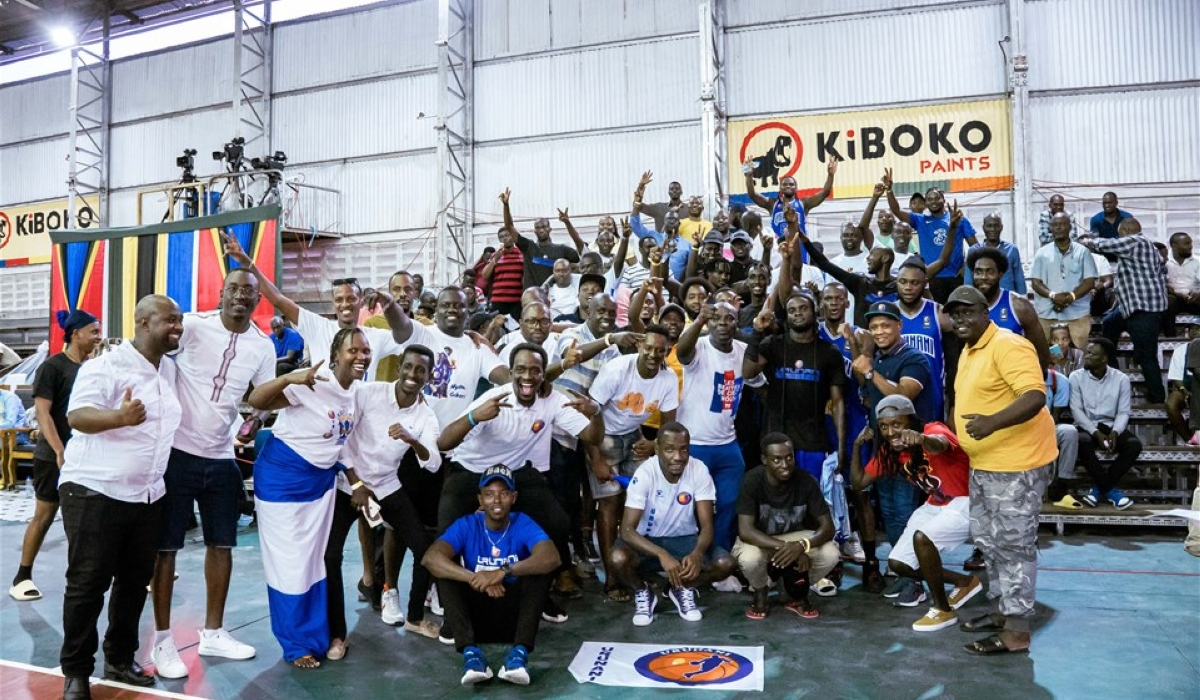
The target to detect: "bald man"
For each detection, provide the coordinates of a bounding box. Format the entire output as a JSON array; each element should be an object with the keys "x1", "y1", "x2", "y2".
[{"x1": 59, "y1": 295, "x2": 184, "y2": 699}]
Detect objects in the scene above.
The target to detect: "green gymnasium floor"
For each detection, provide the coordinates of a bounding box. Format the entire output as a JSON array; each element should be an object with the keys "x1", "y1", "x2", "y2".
[{"x1": 1, "y1": 502, "x2": 1196, "y2": 700}]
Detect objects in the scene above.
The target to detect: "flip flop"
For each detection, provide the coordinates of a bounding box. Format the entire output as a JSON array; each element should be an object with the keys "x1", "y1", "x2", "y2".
[
  {"x1": 784, "y1": 601, "x2": 819, "y2": 619},
  {"x1": 1052, "y1": 495, "x2": 1084, "y2": 510},
  {"x1": 813, "y1": 578, "x2": 838, "y2": 597},
  {"x1": 964, "y1": 634, "x2": 1029, "y2": 655},
  {"x1": 604, "y1": 585, "x2": 632, "y2": 603},
  {"x1": 960, "y1": 613, "x2": 1005, "y2": 633},
  {"x1": 9, "y1": 579, "x2": 42, "y2": 601},
  {"x1": 292, "y1": 654, "x2": 321, "y2": 669},
  {"x1": 745, "y1": 605, "x2": 769, "y2": 620}
]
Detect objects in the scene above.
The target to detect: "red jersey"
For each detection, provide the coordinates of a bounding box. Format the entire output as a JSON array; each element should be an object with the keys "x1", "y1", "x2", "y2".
[{"x1": 865, "y1": 422, "x2": 970, "y2": 506}]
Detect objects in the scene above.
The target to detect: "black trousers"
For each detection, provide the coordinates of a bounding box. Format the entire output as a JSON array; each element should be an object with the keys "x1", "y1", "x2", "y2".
[
  {"x1": 325, "y1": 488, "x2": 434, "y2": 638},
  {"x1": 440, "y1": 575, "x2": 551, "y2": 653},
  {"x1": 547, "y1": 442, "x2": 584, "y2": 553},
  {"x1": 437, "y1": 463, "x2": 570, "y2": 570},
  {"x1": 1163, "y1": 295, "x2": 1200, "y2": 336},
  {"x1": 1077, "y1": 429, "x2": 1143, "y2": 493},
  {"x1": 1102, "y1": 310, "x2": 1165, "y2": 403},
  {"x1": 59, "y1": 483, "x2": 161, "y2": 679}
]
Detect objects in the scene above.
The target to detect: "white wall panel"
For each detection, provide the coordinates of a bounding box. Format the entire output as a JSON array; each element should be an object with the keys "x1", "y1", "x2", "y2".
[
  {"x1": 111, "y1": 39, "x2": 235, "y2": 122},
  {"x1": 474, "y1": 36, "x2": 698, "y2": 142},
  {"x1": 1030, "y1": 87, "x2": 1200, "y2": 186},
  {"x1": 726, "y1": 0, "x2": 971, "y2": 28},
  {"x1": 473, "y1": 125, "x2": 701, "y2": 241},
  {"x1": 109, "y1": 108, "x2": 234, "y2": 189},
  {"x1": 0, "y1": 264, "x2": 51, "y2": 320},
  {"x1": 0, "y1": 75, "x2": 70, "y2": 144},
  {"x1": 282, "y1": 233, "x2": 436, "y2": 301},
  {"x1": 272, "y1": 74, "x2": 438, "y2": 163},
  {"x1": 0, "y1": 138, "x2": 70, "y2": 206},
  {"x1": 726, "y1": 2, "x2": 1008, "y2": 117},
  {"x1": 1027, "y1": 0, "x2": 1200, "y2": 92},
  {"x1": 289, "y1": 154, "x2": 438, "y2": 235},
  {"x1": 273, "y1": 0, "x2": 437, "y2": 93}
]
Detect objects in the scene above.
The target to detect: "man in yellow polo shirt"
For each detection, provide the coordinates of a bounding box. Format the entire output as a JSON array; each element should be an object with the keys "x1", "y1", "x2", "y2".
[{"x1": 945, "y1": 285, "x2": 1056, "y2": 656}]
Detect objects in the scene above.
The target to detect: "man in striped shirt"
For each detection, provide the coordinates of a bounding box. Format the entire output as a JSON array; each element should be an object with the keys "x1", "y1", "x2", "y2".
[{"x1": 476, "y1": 227, "x2": 526, "y2": 320}]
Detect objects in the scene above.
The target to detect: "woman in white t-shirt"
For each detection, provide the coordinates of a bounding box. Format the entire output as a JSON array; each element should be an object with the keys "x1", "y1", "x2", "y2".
[{"x1": 247, "y1": 327, "x2": 370, "y2": 669}]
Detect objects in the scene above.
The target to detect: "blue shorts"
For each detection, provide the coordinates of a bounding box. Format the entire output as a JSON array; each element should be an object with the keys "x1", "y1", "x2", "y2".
[
  {"x1": 618, "y1": 534, "x2": 711, "y2": 577},
  {"x1": 159, "y1": 448, "x2": 243, "y2": 550}
]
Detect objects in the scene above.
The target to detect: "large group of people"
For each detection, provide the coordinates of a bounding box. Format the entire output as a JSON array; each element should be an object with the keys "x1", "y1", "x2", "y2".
[{"x1": 5, "y1": 162, "x2": 1199, "y2": 698}]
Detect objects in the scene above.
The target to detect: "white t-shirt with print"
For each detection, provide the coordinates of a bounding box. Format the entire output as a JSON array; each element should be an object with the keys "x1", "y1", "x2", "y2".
[
  {"x1": 172, "y1": 312, "x2": 276, "y2": 459},
  {"x1": 452, "y1": 385, "x2": 591, "y2": 473},
  {"x1": 677, "y1": 337, "x2": 749, "y2": 446},
  {"x1": 406, "y1": 323, "x2": 506, "y2": 428},
  {"x1": 625, "y1": 456, "x2": 716, "y2": 539},
  {"x1": 337, "y1": 382, "x2": 441, "y2": 500},
  {"x1": 270, "y1": 370, "x2": 361, "y2": 468},
  {"x1": 296, "y1": 308, "x2": 401, "y2": 382},
  {"x1": 589, "y1": 354, "x2": 680, "y2": 435}
]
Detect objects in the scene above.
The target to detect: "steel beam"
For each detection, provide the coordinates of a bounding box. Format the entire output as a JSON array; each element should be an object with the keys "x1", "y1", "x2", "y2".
[
  {"x1": 66, "y1": 11, "x2": 111, "y2": 228},
  {"x1": 233, "y1": 0, "x2": 273, "y2": 152},
  {"x1": 699, "y1": 0, "x2": 727, "y2": 218},
  {"x1": 1007, "y1": 0, "x2": 1033, "y2": 255},
  {"x1": 434, "y1": 0, "x2": 474, "y2": 287}
]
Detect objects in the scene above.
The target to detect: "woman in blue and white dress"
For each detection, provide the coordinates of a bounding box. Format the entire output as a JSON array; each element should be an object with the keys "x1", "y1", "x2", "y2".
[{"x1": 247, "y1": 327, "x2": 370, "y2": 668}]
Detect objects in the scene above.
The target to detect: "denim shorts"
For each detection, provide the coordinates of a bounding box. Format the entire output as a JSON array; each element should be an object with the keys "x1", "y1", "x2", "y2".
[
  {"x1": 587, "y1": 430, "x2": 642, "y2": 500},
  {"x1": 617, "y1": 534, "x2": 703, "y2": 577},
  {"x1": 158, "y1": 448, "x2": 243, "y2": 550}
]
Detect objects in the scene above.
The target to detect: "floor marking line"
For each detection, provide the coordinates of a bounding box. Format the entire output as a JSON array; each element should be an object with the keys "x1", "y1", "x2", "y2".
[{"x1": 0, "y1": 658, "x2": 213, "y2": 700}]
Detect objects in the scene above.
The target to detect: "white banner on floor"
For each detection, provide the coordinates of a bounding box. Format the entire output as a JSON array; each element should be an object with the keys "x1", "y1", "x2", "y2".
[{"x1": 568, "y1": 642, "x2": 765, "y2": 691}]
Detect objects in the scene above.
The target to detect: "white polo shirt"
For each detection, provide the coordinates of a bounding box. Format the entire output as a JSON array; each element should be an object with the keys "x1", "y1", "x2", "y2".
[
  {"x1": 171, "y1": 312, "x2": 275, "y2": 460},
  {"x1": 296, "y1": 307, "x2": 402, "y2": 382},
  {"x1": 624, "y1": 456, "x2": 716, "y2": 539},
  {"x1": 405, "y1": 323, "x2": 506, "y2": 427},
  {"x1": 61, "y1": 341, "x2": 182, "y2": 503},
  {"x1": 452, "y1": 385, "x2": 591, "y2": 473},
  {"x1": 589, "y1": 354, "x2": 680, "y2": 435},
  {"x1": 270, "y1": 370, "x2": 362, "y2": 468},
  {"x1": 337, "y1": 381, "x2": 441, "y2": 500}
]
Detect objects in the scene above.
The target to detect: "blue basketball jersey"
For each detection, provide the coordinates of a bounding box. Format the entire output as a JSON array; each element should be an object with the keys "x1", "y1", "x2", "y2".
[
  {"x1": 818, "y1": 322, "x2": 866, "y2": 418},
  {"x1": 988, "y1": 288, "x2": 1024, "y2": 335},
  {"x1": 899, "y1": 299, "x2": 945, "y2": 420},
  {"x1": 771, "y1": 197, "x2": 808, "y2": 263}
]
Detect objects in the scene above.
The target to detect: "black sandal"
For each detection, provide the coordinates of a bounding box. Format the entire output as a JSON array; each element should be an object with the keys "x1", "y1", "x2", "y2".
[
  {"x1": 959, "y1": 613, "x2": 1004, "y2": 633},
  {"x1": 964, "y1": 634, "x2": 1029, "y2": 655}
]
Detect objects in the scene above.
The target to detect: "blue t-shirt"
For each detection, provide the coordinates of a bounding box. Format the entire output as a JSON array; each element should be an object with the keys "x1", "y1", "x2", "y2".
[
  {"x1": 272, "y1": 326, "x2": 304, "y2": 360},
  {"x1": 911, "y1": 212, "x2": 976, "y2": 278},
  {"x1": 439, "y1": 511, "x2": 549, "y2": 583}
]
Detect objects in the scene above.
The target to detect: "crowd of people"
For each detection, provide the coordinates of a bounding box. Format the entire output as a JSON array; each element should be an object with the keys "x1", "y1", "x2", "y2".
[{"x1": 4, "y1": 162, "x2": 1199, "y2": 698}]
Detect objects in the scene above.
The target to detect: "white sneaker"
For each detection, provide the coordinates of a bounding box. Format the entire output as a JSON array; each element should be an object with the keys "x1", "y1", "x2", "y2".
[
  {"x1": 197, "y1": 628, "x2": 255, "y2": 660},
  {"x1": 152, "y1": 636, "x2": 188, "y2": 678},
  {"x1": 427, "y1": 585, "x2": 444, "y2": 616},
  {"x1": 381, "y1": 588, "x2": 404, "y2": 626},
  {"x1": 841, "y1": 533, "x2": 866, "y2": 563},
  {"x1": 632, "y1": 587, "x2": 657, "y2": 627},
  {"x1": 669, "y1": 586, "x2": 703, "y2": 622}
]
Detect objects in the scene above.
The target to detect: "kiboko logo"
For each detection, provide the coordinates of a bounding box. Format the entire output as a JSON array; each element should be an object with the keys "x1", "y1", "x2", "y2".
[{"x1": 816, "y1": 121, "x2": 993, "y2": 161}]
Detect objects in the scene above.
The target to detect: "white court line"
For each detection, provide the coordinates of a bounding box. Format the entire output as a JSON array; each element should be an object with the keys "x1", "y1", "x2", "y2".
[{"x1": 0, "y1": 658, "x2": 212, "y2": 700}]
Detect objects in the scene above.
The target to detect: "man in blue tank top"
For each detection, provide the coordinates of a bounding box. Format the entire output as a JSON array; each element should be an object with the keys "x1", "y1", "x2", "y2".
[
  {"x1": 742, "y1": 156, "x2": 840, "y2": 263},
  {"x1": 967, "y1": 246, "x2": 1052, "y2": 372},
  {"x1": 896, "y1": 258, "x2": 953, "y2": 423}
]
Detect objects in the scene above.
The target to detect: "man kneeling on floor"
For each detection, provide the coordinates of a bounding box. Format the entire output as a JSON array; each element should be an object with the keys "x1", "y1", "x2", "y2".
[
  {"x1": 422, "y1": 465, "x2": 560, "y2": 686},
  {"x1": 733, "y1": 433, "x2": 840, "y2": 620},
  {"x1": 850, "y1": 395, "x2": 982, "y2": 631},
  {"x1": 607, "y1": 422, "x2": 734, "y2": 626}
]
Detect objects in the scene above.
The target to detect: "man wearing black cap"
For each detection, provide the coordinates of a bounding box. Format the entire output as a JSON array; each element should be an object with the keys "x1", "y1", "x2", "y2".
[
  {"x1": 423, "y1": 465, "x2": 560, "y2": 686},
  {"x1": 728, "y1": 229, "x2": 761, "y2": 284},
  {"x1": 553, "y1": 273, "x2": 609, "y2": 326},
  {"x1": 10, "y1": 309, "x2": 101, "y2": 603},
  {"x1": 944, "y1": 285, "x2": 1056, "y2": 655}
]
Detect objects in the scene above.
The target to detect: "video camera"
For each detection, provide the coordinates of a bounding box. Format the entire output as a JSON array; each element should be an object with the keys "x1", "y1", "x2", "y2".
[
  {"x1": 251, "y1": 151, "x2": 288, "y2": 172},
  {"x1": 213, "y1": 137, "x2": 247, "y2": 171}
]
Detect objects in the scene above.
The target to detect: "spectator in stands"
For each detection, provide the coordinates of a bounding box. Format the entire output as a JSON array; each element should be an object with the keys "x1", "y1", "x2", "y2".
[
  {"x1": 499, "y1": 189, "x2": 579, "y2": 288},
  {"x1": 1079, "y1": 218, "x2": 1168, "y2": 404},
  {"x1": 542, "y1": 259, "x2": 580, "y2": 319},
  {"x1": 631, "y1": 172, "x2": 692, "y2": 281},
  {"x1": 640, "y1": 177, "x2": 684, "y2": 233},
  {"x1": 967, "y1": 247, "x2": 1051, "y2": 370},
  {"x1": 792, "y1": 211, "x2": 897, "y2": 327},
  {"x1": 1165, "y1": 325, "x2": 1200, "y2": 445},
  {"x1": 1070, "y1": 338, "x2": 1141, "y2": 509},
  {"x1": 1037, "y1": 194, "x2": 1076, "y2": 246},
  {"x1": 1043, "y1": 364, "x2": 1081, "y2": 507},
  {"x1": 742, "y1": 157, "x2": 838, "y2": 250},
  {"x1": 422, "y1": 465, "x2": 560, "y2": 687},
  {"x1": 735, "y1": 433, "x2": 839, "y2": 621},
  {"x1": 884, "y1": 170, "x2": 979, "y2": 303},
  {"x1": 729, "y1": 230, "x2": 762, "y2": 285},
  {"x1": 680, "y1": 196, "x2": 712, "y2": 244},
  {"x1": 609, "y1": 423, "x2": 735, "y2": 626},
  {"x1": 364, "y1": 270, "x2": 420, "y2": 382},
  {"x1": 270, "y1": 316, "x2": 304, "y2": 376},
  {"x1": 892, "y1": 221, "x2": 919, "y2": 258},
  {"x1": 0, "y1": 385, "x2": 29, "y2": 442},
  {"x1": 476, "y1": 227, "x2": 526, "y2": 320},
  {"x1": 964, "y1": 214, "x2": 1026, "y2": 295},
  {"x1": 1029, "y1": 212, "x2": 1098, "y2": 353},
  {"x1": 1048, "y1": 323, "x2": 1085, "y2": 378},
  {"x1": 1165, "y1": 232, "x2": 1200, "y2": 336},
  {"x1": 946, "y1": 285, "x2": 1056, "y2": 655},
  {"x1": 1089, "y1": 191, "x2": 1132, "y2": 240}
]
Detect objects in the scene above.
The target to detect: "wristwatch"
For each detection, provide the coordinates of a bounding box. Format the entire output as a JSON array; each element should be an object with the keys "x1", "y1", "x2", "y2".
[
  {"x1": 864, "y1": 370, "x2": 875, "y2": 381},
  {"x1": 501, "y1": 562, "x2": 513, "y2": 574}
]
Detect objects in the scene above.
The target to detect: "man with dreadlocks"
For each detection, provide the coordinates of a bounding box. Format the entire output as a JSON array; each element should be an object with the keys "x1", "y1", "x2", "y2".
[{"x1": 851, "y1": 395, "x2": 981, "y2": 631}]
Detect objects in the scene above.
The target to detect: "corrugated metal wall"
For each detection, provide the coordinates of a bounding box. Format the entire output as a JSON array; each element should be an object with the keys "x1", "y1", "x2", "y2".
[{"x1": 2, "y1": 0, "x2": 1198, "y2": 324}]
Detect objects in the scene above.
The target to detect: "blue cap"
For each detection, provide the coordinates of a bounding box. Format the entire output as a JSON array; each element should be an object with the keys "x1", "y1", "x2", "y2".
[{"x1": 479, "y1": 465, "x2": 515, "y2": 490}]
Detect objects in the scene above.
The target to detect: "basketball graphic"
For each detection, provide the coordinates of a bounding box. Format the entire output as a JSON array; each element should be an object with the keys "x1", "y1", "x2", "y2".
[{"x1": 635, "y1": 648, "x2": 754, "y2": 686}]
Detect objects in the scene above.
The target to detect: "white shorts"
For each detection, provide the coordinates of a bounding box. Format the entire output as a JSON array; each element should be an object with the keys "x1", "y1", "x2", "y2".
[{"x1": 888, "y1": 496, "x2": 971, "y2": 570}]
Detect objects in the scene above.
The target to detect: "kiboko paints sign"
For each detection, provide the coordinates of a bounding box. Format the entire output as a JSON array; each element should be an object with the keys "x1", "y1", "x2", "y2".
[
  {"x1": 728, "y1": 99, "x2": 1012, "y2": 202},
  {"x1": 0, "y1": 197, "x2": 99, "y2": 267},
  {"x1": 569, "y1": 642, "x2": 764, "y2": 691}
]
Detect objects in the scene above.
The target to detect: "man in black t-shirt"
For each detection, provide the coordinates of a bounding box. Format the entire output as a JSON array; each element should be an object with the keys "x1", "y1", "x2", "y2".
[
  {"x1": 9, "y1": 309, "x2": 102, "y2": 602},
  {"x1": 744, "y1": 292, "x2": 847, "y2": 482},
  {"x1": 733, "y1": 434, "x2": 839, "y2": 620},
  {"x1": 499, "y1": 189, "x2": 580, "y2": 288}
]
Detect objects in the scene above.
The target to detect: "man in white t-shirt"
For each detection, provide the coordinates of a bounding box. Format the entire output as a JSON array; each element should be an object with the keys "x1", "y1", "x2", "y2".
[
  {"x1": 497, "y1": 301, "x2": 560, "y2": 366},
  {"x1": 436, "y1": 343, "x2": 606, "y2": 623},
  {"x1": 829, "y1": 222, "x2": 872, "y2": 275},
  {"x1": 585, "y1": 325, "x2": 680, "y2": 598},
  {"x1": 543, "y1": 259, "x2": 580, "y2": 318},
  {"x1": 608, "y1": 423, "x2": 734, "y2": 626},
  {"x1": 150, "y1": 270, "x2": 276, "y2": 679},
  {"x1": 222, "y1": 232, "x2": 406, "y2": 381},
  {"x1": 675, "y1": 302, "x2": 764, "y2": 554}
]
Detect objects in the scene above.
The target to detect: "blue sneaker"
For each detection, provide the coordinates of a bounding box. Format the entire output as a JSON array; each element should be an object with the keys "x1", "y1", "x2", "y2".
[
  {"x1": 1080, "y1": 487, "x2": 1103, "y2": 507},
  {"x1": 498, "y1": 644, "x2": 530, "y2": 685},
  {"x1": 892, "y1": 579, "x2": 927, "y2": 608},
  {"x1": 1106, "y1": 489, "x2": 1134, "y2": 510},
  {"x1": 460, "y1": 646, "x2": 492, "y2": 686},
  {"x1": 881, "y1": 575, "x2": 908, "y2": 598}
]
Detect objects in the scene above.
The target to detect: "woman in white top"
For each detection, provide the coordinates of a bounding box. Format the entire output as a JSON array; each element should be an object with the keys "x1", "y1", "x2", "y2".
[{"x1": 247, "y1": 327, "x2": 370, "y2": 669}]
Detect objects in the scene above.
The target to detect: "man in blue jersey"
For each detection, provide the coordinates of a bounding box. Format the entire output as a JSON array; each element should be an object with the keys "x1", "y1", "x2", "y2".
[
  {"x1": 967, "y1": 246, "x2": 1051, "y2": 372},
  {"x1": 882, "y1": 170, "x2": 979, "y2": 304},
  {"x1": 742, "y1": 156, "x2": 840, "y2": 260}
]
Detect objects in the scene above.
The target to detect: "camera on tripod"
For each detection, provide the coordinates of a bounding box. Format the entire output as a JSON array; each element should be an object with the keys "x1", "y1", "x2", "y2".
[
  {"x1": 213, "y1": 137, "x2": 247, "y2": 171},
  {"x1": 175, "y1": 148, "x2": 198, "y2": 182},
  {"x1": 251, "y1": 151, "x2": 288, "y2": 172}
]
